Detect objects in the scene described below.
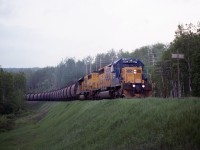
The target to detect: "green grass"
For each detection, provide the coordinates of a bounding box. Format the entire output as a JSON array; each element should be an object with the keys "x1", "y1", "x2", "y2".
[{"x1": 0, "y1": 98, "x2": 200, "y2": 150}]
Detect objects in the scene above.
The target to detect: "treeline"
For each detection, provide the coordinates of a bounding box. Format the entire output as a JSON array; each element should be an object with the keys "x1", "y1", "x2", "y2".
[
  {"x1": 27, "y1": 43, "x2": 167, "y2": 93},
  {"x1": 153, "y1": 23, "x2": 200, "y2": 97}
]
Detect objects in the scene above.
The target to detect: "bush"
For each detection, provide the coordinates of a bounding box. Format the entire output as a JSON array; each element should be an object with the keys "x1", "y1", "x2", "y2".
[{"x1": 0, "y1": 114, "x2": 15, "y2": 132}]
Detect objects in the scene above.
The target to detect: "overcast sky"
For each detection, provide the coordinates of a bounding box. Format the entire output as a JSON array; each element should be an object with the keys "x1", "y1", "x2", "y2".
[{"x1": 0, "y1": 0, "x2": 199, "y2": 68}]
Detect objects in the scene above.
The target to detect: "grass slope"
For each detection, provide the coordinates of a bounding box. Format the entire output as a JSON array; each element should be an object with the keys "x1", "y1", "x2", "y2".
[{"x1": 0, "y1": 98, "x2": 200, "y2": 150}]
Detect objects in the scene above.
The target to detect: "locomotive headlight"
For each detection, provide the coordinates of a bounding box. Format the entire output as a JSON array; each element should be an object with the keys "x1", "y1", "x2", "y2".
[
  {"x1": 142, "y1": 85, "x2": 145, "y2": 88},
  {"x1": 134, "y1": 70, "x2": 136, "y2": 74},
  {"x1": 133, "y1": 84, "x2": 136, "y2": 88}
]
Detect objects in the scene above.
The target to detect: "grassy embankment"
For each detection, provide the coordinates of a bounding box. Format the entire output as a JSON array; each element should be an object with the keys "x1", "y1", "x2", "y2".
[{"x1": 0, "y1": 97, "x2": 200, "y2": 150}]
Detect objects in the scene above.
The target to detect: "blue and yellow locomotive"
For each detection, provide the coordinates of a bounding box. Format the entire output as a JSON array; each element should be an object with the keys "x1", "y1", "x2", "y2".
[{"x1": 77, "y1": 58, "x2": 151, "y2": 99}]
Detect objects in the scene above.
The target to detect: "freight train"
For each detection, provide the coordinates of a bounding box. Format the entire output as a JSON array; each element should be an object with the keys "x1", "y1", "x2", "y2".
[{"x1": 26, "y1": 58, "x2": 152, "y2": 101}]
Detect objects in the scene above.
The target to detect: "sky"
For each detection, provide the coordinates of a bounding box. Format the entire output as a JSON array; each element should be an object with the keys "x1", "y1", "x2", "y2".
[{"x1": 0, "y1": 0, "x2": 199, "y2": 68}]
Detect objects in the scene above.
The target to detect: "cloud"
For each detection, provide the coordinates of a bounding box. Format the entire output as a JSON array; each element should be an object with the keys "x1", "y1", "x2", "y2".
[{"x1": 0, "y1": 0, "x2": 199, "y2": 67}]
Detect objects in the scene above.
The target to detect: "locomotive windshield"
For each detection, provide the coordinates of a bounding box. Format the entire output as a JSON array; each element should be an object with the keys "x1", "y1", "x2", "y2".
[{"x1": 122, "y1": 63, "x2": 142, "y2": 68}]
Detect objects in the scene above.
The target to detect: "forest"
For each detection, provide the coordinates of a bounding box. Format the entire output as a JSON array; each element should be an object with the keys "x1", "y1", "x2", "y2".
[{"x1": 0, "y1": 68, "x2": 26, "y2": 131}]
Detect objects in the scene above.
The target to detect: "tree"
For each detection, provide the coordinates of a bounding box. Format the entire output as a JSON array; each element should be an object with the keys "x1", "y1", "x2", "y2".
[
  {"x1": 0, "y1": 68, "x2": 26, "y2": 114},
  {"x1": 154, "y1": 23, "x2": 200, "y2": 97}
]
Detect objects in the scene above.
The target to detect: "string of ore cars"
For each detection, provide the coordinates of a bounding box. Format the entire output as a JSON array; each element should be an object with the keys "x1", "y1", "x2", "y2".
[{"x1": 26, "y1": 58, "x2": 152, "y2": 101}]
